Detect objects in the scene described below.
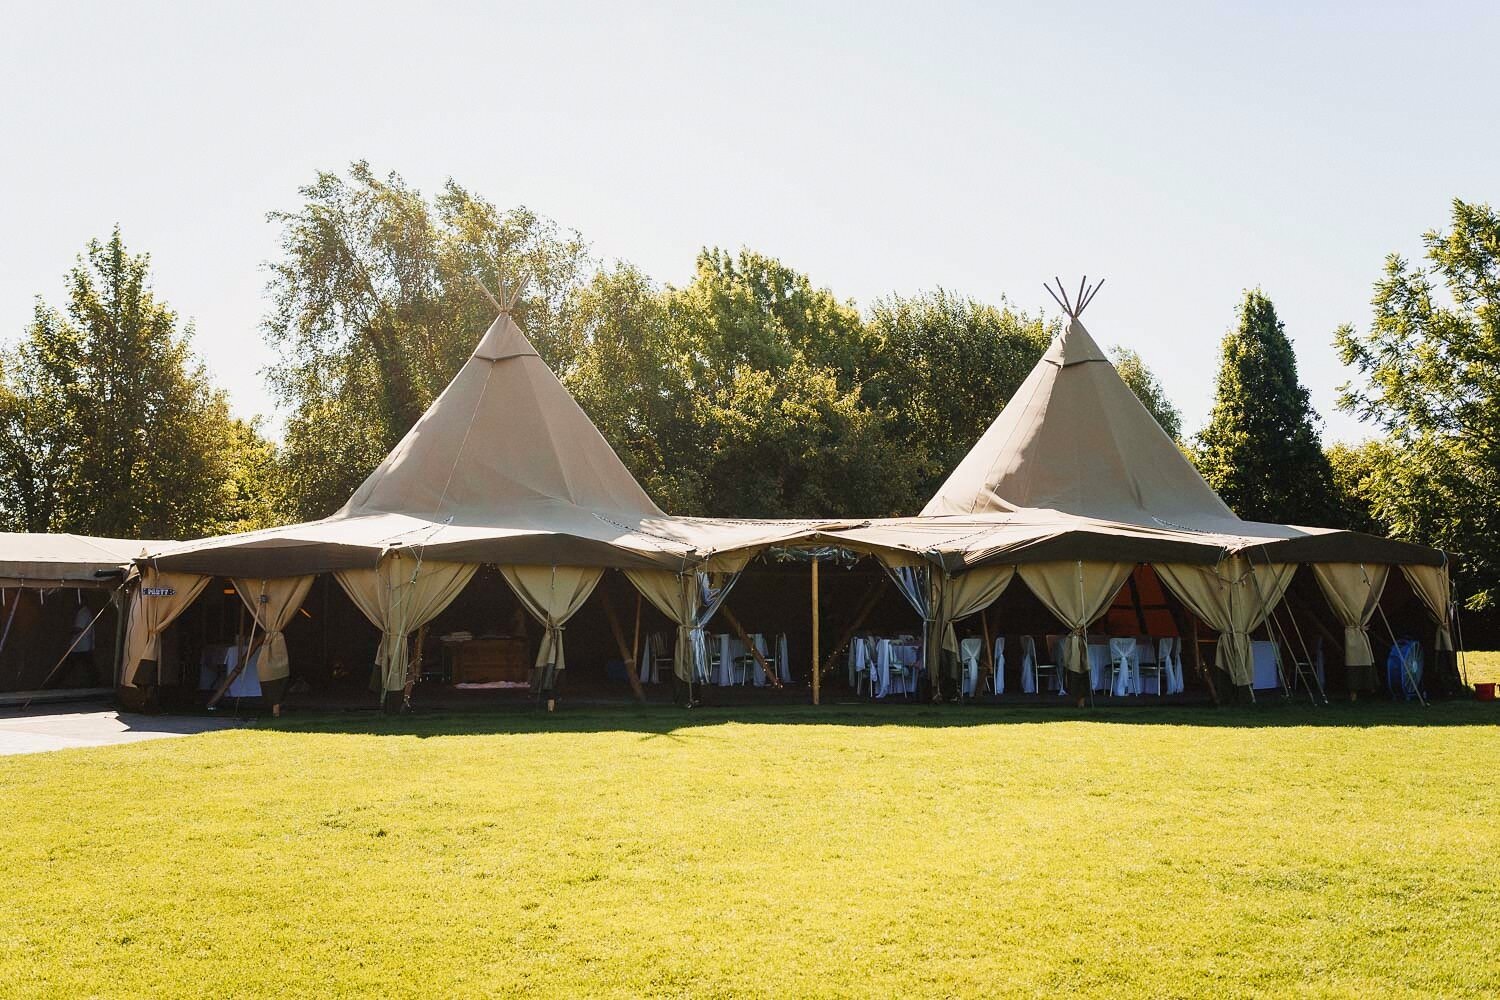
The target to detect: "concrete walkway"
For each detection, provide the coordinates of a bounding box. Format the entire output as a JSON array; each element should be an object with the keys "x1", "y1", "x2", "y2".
[{"x1": 0, "y1": 702, "x2": 250, "y2": 756}]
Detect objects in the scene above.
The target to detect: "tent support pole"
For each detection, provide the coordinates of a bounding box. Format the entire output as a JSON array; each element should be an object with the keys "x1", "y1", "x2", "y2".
[
  {"x1": 602, "y1": 590, "x2": 646, "y2": 703},
  {"x1": 980, "y1": 607, "x2": 994, "y2": 694},
  {"x1": 1190, "y1": 616, "x2": 1218, "y2": 706},
  {"x1": 818, "y1": 576, "x2": 885, "y2": 680},
  {"x1": 402, "y1": 623, "x2": 428, "y2": 710},
  {"x1": 630, "y1": 593, "x2": 643, "y2": 694},
  {"x1": 811, "y1": 558, "x2": 820, "y2": 706}
]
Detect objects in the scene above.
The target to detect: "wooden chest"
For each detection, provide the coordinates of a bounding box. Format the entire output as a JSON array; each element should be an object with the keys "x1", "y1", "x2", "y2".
[{"x1": 453, "y1": 638, "x2": 530, "y2": 684}]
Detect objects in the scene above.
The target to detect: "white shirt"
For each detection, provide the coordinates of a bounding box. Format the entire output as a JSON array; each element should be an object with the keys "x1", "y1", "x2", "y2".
[{"x1": 73, "y1": 604, "x2": 95, "y2": 653}]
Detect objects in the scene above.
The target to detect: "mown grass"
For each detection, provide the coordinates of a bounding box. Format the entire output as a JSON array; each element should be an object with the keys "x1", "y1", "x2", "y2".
[
  {"x1": 1462, "y1": 649, "x2": 1500, "y2": 685},
  {"x1": 1, "y1": 701, "x2": 1497, "y2": 998}
]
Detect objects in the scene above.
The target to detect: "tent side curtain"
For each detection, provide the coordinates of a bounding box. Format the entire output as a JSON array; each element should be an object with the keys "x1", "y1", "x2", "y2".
[
  {"x1": 1402, "y1": 563, "x2": 1454, "y2": 651},
  {"x1": 1155, "y1": 558, "x2": 1295, "y2": 687},
  {"x1": 935, "y1": 565, "x2": 1016, "y2": 654},
  {"x1": 1017, "y1": 561, "x2": 1134, "y2": 675},
  {"x1": 122, "y1": 569, "x2": 212, "y2": 686},
  {"x1": 499, "y1": 565, "x2": 603, "y2": 689},
  {"x1": 232, "y1": 576, "x2": 315, "y2": 682},
  {"x1": 336, "y1": 556, "x2": 477, "y2": 694},
  {"x1": 1310, "y1": 563, "x2": 1389, "y2": 668},
  {"x1": 624, "y1": 568, "x2": 742, "y2": 682}
]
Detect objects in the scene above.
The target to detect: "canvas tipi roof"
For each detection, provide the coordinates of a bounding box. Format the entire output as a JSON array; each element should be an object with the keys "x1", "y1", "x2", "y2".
[
  {"x1": 924, "y1": 311, "x2": 1240, "y2": 531},
  {"x1": 337, "y1": 310, "x2": 664, "y2": 523}
]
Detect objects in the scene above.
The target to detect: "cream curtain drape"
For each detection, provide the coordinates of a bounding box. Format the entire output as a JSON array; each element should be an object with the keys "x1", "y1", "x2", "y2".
[
  {"x1": 625, "y1": 567, "x2": 743, "y2": 683},
  {"x1": 935, "y1": 565, "x2": 1016, "y2": 657},
  {"x1": 1311, "y1": 563, "x2": 1388, "y2": 668},
  {"x1": 1018, "y1": 561, "x2": 1133, "y2": 676},
  {"x1": 1155, "y1": 558, "x2": 1295, "y2": 687},
  {"x1": 122, "y1": 569, "x2": 211, "y2": 686},
  {"x1": 499, "y1": 565, "x2": 603, "y2": 688},
  {"x1": 232, "y1": 576, "x2": 316, "y2": 682},
  {"x1": 1402, "y1": 564, "x2": 1454, "y2": 651},
  {"x1": 336, "y1": 555, "x2": 477, "y2": 694}
]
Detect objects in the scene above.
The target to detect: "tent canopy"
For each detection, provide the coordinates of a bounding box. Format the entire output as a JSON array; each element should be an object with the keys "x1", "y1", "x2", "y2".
[
  {"x1": 131, "y1": 296, "x2": 1444, "y2": 579},
  {"x1": 0, "y1": 533, "x2": 171, "y2": 588}
]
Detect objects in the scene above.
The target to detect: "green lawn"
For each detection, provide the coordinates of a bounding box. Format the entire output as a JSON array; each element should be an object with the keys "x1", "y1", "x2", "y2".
[
  {"x1": 1462, "y1": 650, "x2": 1500, "y2": 685},
  {"x1": 2, "y1": 702, "x2": 1497, "y2": 999}
]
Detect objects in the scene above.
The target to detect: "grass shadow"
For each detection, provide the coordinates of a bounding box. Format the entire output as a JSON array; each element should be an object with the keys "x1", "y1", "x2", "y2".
[{"x1": 253, "y1": 697, "x2": 1500, "y2": 740}]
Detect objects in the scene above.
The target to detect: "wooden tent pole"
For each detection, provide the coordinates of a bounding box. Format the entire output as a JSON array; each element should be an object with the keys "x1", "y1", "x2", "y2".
[
  {"x1": 602, "y1": 590, "x2": 646, "y2": 704},
  {"x1": 980, "y1": 607, "x2": 994, "y2": 689},
  {"x1": 402, "y1": 622, "x2": 428, "y2": 708},
  {"x1": 818, "y1": 575, "x2": 886, "y2": 678},
  {"x1": 718, "y1": 605, "x2": 781, "y2": 688},
  {"x1": 1190, "y1": 616, "x2": 1218, "y2": 706},
  {"x1": 811, "y1": 558, "x2": 821, "y2": 705}
]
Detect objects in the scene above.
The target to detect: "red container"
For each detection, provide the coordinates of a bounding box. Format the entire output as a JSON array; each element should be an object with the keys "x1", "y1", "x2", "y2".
[{"x1": 1476, "y1": 682, "x2": 1497, "y2": 702}]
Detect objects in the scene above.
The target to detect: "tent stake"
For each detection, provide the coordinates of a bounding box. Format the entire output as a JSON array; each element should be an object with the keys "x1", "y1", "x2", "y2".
[{"x1": 811, "y1": 558, "x2": 820, "y2": 705}]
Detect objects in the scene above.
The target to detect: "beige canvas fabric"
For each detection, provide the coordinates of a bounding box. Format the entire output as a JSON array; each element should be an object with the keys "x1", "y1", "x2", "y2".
[
  {"x1": 122, "y1": 569, "x2": 211, "y2": 686},
  {"x1": 1155, "y1": 559, "x2": 1295, "y2": 686},
  {"x1": 339, "y1": 312, "x2": 664, "y2": 524},
  {"x1": 925, "y1": 319, "x2": 1237, "y2": 527},
  {"x1": 1311, "y1": 563, "x2": 1388, "y2": 668},
  {"x1": 336, "y1": 556, "x2": 477, "y2": 693},
  {"x1": 232, "y1": 576, "x2": 315, "y2": 682},
  {"x1": 0, "y1": 532, "x2": 171, "y2": 587},
  {"x1": 499, "y1": 565, "x2": 603, "y2": 678},
  {"x1": 936, "y1": 564, "x2": 1016, "y2": 654},
  {"x1": 1017, "y1": 561, "x2": 1133, "y2": 674},
  {"x1": 1402, "y1": 564, "x2": 1455, "y2": 651},
  {"x1": 623, "y1": 570, "x2": 695, "y2": 681}
]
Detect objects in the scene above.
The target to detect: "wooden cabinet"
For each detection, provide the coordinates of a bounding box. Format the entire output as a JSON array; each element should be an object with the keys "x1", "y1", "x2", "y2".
[{"x1": 452, "y1": 638, "x2": 529, "y2": 684}]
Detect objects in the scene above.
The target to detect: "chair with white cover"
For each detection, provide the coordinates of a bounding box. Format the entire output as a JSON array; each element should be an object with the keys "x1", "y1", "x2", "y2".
[
  {"x1": 851, "y1": 636, "x2": 874, "y2": 697},
  {"x1": 776, "y1": 633, "x2": 791, "y2": 683},
  {"x1": 1155, "y1": 637, "x2": 1181, "y2": 695},
  {"x1": 1020, "y1": 635, "x2": 1060, "y2": 694},
  {"x1": 1134, "y1": 636, "x2": 1165, "y2": 696},
  {"x1": 958, "y1": 637, "x2": 983, "y2": 699},
  {"x1": 992, "y1": 635, "x2": 1006, "y2": 695},
  {"x1": 1108, "y1": 637, "x2": 1138, "y2": 696},
  {"x1": 888, "y1": 641, "x2": 917, "y2": 698}
]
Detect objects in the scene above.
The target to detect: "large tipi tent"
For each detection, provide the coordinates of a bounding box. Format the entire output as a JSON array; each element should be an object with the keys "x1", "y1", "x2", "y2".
[
  {"x1": 118, "y1": 280, "x2": 1458, "y2": 702},
  {"x1": 828, "y1": 281, "x2": 1451, "y2": 693},
  {"x1": 123, "y1": 304, "x2": 834, "y2": 693}
]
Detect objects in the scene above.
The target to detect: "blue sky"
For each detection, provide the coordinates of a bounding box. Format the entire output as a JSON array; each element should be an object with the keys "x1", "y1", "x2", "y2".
[{"x1": 2, "y1": 1, "x2": 1496, "y2": 442}]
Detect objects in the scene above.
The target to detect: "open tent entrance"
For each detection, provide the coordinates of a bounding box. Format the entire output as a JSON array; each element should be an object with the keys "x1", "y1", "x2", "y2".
[{"x1": 0, "y1": 584, "x2": 123, "y2": 702}]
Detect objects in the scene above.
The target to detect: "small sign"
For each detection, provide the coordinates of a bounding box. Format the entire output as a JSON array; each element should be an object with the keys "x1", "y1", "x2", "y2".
[{"x1": 142, "y1": 587, "x2": 176, "y2": 597}]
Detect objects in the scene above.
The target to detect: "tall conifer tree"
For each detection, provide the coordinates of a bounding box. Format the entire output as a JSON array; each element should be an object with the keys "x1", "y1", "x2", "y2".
[{"x1": 1195, "y1": 290, "x2": 1338, "y2": 525}]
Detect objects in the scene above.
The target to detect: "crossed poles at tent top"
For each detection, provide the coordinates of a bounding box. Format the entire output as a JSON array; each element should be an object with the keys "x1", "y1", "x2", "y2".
[{"x1": 1044, "y1": 276, "x2": 1104, "y2": 320}]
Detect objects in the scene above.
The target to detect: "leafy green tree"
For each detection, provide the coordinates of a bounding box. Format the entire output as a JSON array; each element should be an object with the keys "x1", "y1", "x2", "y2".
[
  {"x1": 1111, "y1": 346, "x2": 1183, "y2": 441},
  {"x1": 0, "y1": 229, "x2": 268, "y2": 537},
  {"x1": 1194, "y1": 289, "x2": 1339, "y2": 525},
  {"x1": 1334, "y1": 198, "x2": 1500, "y2": 610},
  {"x1": 864, "y1": 290, "x2": 1054, "y2": 499},
  {"x1": 264, "y1": 162, "x2": 591, "y2": 518}
]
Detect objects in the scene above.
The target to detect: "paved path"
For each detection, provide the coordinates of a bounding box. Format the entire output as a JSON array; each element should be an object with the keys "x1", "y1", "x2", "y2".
[{"x1": 0, "y1": 703, "x2": 249, "y2": 756}]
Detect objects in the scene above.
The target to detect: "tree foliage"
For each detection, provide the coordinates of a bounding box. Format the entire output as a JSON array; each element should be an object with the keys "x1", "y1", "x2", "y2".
[
  {"x1": 264, "y1": 162, "x2": 591, "y2": 518},
  {"x1": 0, "y1": 229, "x2": 272, "y2": 537},
  {"x1": 865, "y1": 290, "x2": 1055, "y2": 498},
  {"x1": 1334, "y1": 198, "x2": 1500, "y2": 610},
  {"x1": 1194, "y1": 289, "x2": 1339, "y2": 525},
  {"x1": 1111, "y1": 346, "x2": 1183, "y2": 441}
]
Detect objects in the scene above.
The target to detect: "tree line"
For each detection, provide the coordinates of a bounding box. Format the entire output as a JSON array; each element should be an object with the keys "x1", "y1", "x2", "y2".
[{"x1": 2, "y1": 163, "x2": 1495, "y2": 617}]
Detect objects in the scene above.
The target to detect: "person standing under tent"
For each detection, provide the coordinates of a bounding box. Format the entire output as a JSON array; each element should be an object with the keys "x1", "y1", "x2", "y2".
[{"x1": 66, "y1": 600, "x2": 99, "y2": 687}]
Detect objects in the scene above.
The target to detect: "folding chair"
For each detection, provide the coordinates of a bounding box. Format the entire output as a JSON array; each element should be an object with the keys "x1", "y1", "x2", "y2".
[{"x1": 958, "y1": 636, "x2": 983, "y2": 699}]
